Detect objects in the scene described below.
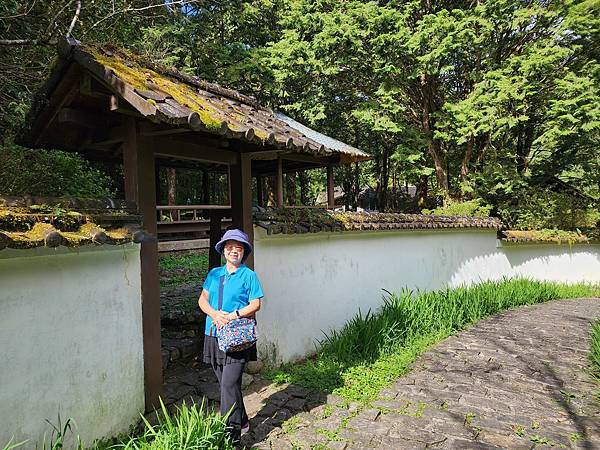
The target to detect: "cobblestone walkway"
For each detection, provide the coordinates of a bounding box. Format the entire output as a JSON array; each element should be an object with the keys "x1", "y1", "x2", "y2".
[{"x1": 245, "y1": 298, "x2": 600, "y2": 449}]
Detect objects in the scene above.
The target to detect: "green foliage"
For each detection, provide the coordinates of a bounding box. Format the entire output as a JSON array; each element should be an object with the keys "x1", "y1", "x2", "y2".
[
  {"x1": 268, "y1": 279, "x2": 600, "y2": 404},
  {"x1": 422, "y1": 199, "x2": 492, "y2": 217},
  {"x1": 159, "y1": 252, "x2": 209, "y2": 291},
  {"x1": 0, "y1": 142, "x2": 115, "y2": 198},
  {"x1": 496, "y1": 189, "x2": 599, "y2": 230},
  {"x1": 2, "y1": 0, "x2": 599, "y2": 219}
]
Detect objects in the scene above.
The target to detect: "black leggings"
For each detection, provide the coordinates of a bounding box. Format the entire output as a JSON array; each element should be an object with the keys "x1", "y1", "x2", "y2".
[{"x1": 211, "y1": 360, "x2": 248, "y2": 442}]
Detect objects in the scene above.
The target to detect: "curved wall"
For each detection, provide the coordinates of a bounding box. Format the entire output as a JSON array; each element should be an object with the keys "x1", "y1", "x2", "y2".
[{"x1": 253, "y1": 228, "x2": 600, "y2": 364}]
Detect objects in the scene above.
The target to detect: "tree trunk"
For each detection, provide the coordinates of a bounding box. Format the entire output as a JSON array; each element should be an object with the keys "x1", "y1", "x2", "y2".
[
  {"x1": 265, "y1": 176, "x2": 275, "y2": 207},
  {"x1": 379, "y1": 145, "x2": 390, "y2": 211},
  {"x1": 201, "y1": 169, "x2": 209, "y2": 204},
  {"x1": 286, "y1": 172, "x2": 297, "y2": 205},
  {"x1": 353, "y1": 162, "x2": 360, "y2": 211},
  {"x1": 420, "y1": 73, "x2": 449, "y2": 201},
  {"x1": 167, "y1": 167, "x2": 177, "y2": 220},
  {"x1": 299, "y1": 171, "x2": 308, "y2": 205},
  {"x1": 417, "y1": 175, "x2": 428, "y2": 208}
]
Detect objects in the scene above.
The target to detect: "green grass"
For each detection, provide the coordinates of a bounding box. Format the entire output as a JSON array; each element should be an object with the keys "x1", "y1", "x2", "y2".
[
  {"x1": 268, "y1": 279, "x2": 599, "y2": 404},
  {"x1": 159, "y1": 252, "x2": 209, "y2": 289},
  {"x1": 591, "y1": 319, "x2": 600, "y2": 400}
]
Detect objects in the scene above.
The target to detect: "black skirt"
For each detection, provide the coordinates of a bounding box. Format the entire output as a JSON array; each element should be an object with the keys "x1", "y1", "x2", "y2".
[{"x1": 202, "y1": 335, "x2": 257, "y2": 366}]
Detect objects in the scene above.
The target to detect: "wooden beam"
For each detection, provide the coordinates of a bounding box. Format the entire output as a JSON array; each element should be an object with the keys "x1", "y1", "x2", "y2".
[
  {"x1": 81, "y1": 125, "x2": 127, "y2": 149},
  {"x1": 80, "y1": 72, "x2": 92, "y2": 96},
  {"x1": 327, "y1": 163, "x2": 335, "y2": 209},
  {"x1": 31, "y1": 64, "x2": 82, "y2": 146},
  {"x1": 57, "y1": 107, "x2": 101, "y2": 129},
  {"x1": 276, "y1": 156, "x2": 284, "y2": 208},
  {"x1": 230, "y1": 153, "x2": 254, "y2": 268},
  {"x1": 140, "y1": 125, "x2": 191, "y2": 137},
  {"x1": 121, "y1": 118, "x2": 162, "y2": 411},
  {"x1": 256, "y1": 175, "x2": 264, "y2": 207},
  {"x1": 154, "y1": 136, "x2": 237, "y2": 165}
]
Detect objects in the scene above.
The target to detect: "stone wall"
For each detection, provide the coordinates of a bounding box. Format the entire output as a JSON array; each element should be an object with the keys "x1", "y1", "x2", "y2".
[{"x1": 0, "y1": 245, "x2": 144, "y2": 448}]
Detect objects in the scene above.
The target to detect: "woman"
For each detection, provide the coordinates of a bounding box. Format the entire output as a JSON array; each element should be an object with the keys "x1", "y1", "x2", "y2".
[{"x1": 198, "y1": 228, "x2": 264, "y2": 444}]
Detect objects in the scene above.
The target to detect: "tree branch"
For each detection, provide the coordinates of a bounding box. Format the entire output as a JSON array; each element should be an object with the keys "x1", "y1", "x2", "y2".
[
  {"x1": 66, "y1": 0, "x2": 82, "y2": 38},
  {"x1": 83, "y1": 0, "x2": 201, "y2": 36}
]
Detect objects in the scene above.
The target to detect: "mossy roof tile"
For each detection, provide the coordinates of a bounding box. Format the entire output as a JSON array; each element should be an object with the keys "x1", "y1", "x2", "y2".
[
  {"x1": 0, "y1": 196, "x2": 147, "y2": 251},
  {"x1": 253, "y1": 209, "x2": 502, "y2": 235}
]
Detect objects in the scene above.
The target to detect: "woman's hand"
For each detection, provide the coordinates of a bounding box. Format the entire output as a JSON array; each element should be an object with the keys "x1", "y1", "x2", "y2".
[{"x1": 212, "y1": 310, "x2": 230, "y2": 329}]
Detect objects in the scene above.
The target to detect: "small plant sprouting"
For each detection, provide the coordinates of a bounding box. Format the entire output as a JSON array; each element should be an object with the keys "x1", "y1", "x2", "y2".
[
  {"x1": 559, "y1": 389, "x2": 577, "y2": 400},
  {"x1": 529, "y1": 434, "x2": 554, "y2": 445},
  {"x1": 464, "y1": 412, "x2": 477, "y2": 427},
  {"x1": 511, "y1": 424, "x2": 526, "y2": 437},
  {"x1": 569, "y1": 433, "x2": 583, "y2": 442}
]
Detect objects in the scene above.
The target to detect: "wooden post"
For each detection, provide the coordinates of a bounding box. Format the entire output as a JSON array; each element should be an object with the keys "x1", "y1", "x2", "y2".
[
  {"x1": 230, "y1": 153, "x2": 254, "y2": 268},
  {"x1": 209, "y1": 211, "x2": 223, "y2": 270},
  {"x1": 256, "y1": 175, "x2": 264, "y2": 207},
  {"x1": 327, "y1": 163, "x2": 335, "y2": 209},
  {"x1": 276, "y1": 156, "x2": 284, "y2": 208},
  {"x1": 121, "y1": 118, "x2": 162, "y2": 412}
]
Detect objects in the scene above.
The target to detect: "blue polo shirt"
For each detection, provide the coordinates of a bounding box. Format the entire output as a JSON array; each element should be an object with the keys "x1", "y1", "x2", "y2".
[{"x1": 202, "y1": 264, "x2": 264, "y2": 336}]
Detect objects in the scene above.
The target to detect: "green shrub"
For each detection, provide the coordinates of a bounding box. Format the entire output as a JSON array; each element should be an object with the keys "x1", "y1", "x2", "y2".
[
  {"x1": 0, "y1": 141, "x2": 115, "y2": 198},
  {"x1": 422, "y1": 198, "x2": 492, "y2": 217},
  {"x1": 496, "y1": 190, "x2": 599, "y2": 230}
]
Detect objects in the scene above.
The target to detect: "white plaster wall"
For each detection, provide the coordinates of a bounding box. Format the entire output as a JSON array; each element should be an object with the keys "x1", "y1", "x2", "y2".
[
  {"x1": 0, "y1": 245, "x2": 144, "y2": 449},
  {"x1": 253, "y1": 227, "x2": 600, "y2": 364}
]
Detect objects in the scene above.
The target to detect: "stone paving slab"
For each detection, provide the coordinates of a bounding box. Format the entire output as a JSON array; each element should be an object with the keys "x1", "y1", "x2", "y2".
[{"x1": 249, "y1": 298, "x2": 600, "y2": 449}]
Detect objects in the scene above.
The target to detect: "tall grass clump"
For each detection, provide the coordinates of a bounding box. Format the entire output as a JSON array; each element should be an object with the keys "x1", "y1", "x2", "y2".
[
  {"x1": 269, "y1": 279, "x2": 599, "y2": 403},
  {"x1": 115, "y1": 399, "x2": 233, "y2": 450},
  {"x1": 2, "y1": 400, "x2": 233, "y2": 450}
]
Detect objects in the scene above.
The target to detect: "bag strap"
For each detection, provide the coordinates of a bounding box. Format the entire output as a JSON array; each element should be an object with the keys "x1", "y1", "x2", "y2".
[{"x1": 218, "y1": 274, "x2": 225, "y2": 311}]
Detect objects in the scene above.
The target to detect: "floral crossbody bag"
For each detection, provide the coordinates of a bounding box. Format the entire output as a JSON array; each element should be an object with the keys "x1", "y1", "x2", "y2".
[{"x1": 216, "y1": 274, "x2": 258, "y2": 353}]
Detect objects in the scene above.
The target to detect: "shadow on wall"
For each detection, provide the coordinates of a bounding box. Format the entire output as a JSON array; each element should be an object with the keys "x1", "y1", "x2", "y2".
[
  {"x1": 502, "y1": 245, "x2": 600, "y2": 283},
  {"x1": 449, "y1": 245, "x2": 600, "y2": 287}
]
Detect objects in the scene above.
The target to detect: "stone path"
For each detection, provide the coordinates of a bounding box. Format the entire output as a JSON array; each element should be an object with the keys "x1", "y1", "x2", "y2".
[
  {"x1": 244, "y1": 298, "x2": 600, "y2": 449},
  {"x1": 159, "y1": 298, "x2": 600, "y2": 449}
]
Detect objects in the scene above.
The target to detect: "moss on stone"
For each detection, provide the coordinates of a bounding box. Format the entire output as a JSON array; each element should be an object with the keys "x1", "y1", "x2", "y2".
[
  {"x1": 85, "y1": 45, "x2": 228, "y2": 132},
  {"x1": 105, "y1": 227, "x2": 131, "y2": 243}
]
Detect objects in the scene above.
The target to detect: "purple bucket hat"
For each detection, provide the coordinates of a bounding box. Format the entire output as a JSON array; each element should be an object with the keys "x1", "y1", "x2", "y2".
[{"x1": 215, "y1": 229, "x2": 253, "y2": 258}]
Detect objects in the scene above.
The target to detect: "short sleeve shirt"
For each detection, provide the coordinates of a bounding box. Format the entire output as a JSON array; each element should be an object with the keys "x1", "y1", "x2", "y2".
[{"x1": 202, "y1": 264, "x2": 264, "y2": 336}]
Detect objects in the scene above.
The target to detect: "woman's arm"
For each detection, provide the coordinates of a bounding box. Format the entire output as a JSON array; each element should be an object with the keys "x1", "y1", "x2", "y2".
[
  {"x1": 225, "y1": 298, "x2": 261, "y2": 320},
  {"x1": 198, "y1": 289, "x2": 230, "y2": 328}
]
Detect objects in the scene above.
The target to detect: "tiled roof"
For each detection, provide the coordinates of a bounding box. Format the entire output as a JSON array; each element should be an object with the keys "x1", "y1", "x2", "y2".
[
  {"x1": 27, "y1": 38, "x2": 370, "y2": 163},
  {"x1": 254, "y1": 209, "x2": 502, "y2": 235},
  {"x1": 0, "y1": 197, "x2": 147, "y2": 250}
]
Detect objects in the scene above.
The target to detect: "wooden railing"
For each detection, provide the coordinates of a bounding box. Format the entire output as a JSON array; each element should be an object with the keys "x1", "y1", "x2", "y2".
[
  {"x1": 156, "y1": 205, "x2": 232, "y2": 268},
  {"x1": 157, "y1": 205, "x2": 232, "y2": 224}
]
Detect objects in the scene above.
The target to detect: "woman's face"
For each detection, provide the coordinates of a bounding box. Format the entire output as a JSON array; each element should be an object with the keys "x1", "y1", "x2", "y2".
[{"x1": 224, "y1": 240, "x2": 245, "y2": 265}]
